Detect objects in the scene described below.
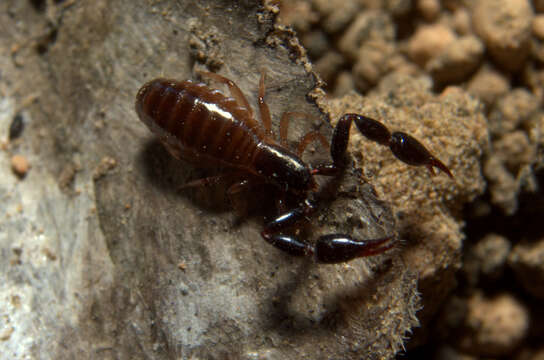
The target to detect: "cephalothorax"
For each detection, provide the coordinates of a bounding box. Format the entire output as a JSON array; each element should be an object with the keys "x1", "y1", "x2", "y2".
[{"x1": 135, "y1": 71, "x2": 452, "y2": 264}]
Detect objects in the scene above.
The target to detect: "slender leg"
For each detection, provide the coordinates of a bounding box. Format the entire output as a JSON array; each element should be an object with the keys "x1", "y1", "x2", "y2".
[
  {"x1": 227, "y1": 179, "x2": 250, "y2": 195},
  {"x1": 279, "y1": 112, "x2": 291, "y2": 146},
  {"x1": 278, "y1": 112, "x2": 312, "y2": 145},
  {"x1": 179, "y1": 175, "x2": 227, "y2": 190},
  {"x1": 226, "y1": 179, "x2": 252, "y2": 218},
  {"x1": 178, "y1": 172, "x2": 243, "y2": 190},
  {"x1": 197, "y1": 71, "x2": 254, "y2": 118},
  {"x1": 160, "y1": 139, "x2": 183, "y2": 161},
  {"x1": 297, "y1": 131, "x2": 330, "y2": 157},
  {"x1": 279, "y1": 111, "x2": 323, "y2": 147},
  {"x1": 258, "y1": 70, "x2": 274, "y2": 137}
]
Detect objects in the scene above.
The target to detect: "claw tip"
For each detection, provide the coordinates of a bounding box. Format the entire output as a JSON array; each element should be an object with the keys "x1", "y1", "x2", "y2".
[{"x1": 430, "y1": 157, "x2": 453, "y2": 178}]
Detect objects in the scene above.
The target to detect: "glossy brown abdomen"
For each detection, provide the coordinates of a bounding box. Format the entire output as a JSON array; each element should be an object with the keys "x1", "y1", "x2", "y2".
[{"x1": 135, "y1": 78, "x2": 263, "y2": 169}]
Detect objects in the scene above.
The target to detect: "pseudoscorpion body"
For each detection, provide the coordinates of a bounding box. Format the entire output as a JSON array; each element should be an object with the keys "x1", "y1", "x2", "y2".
[{"x1": 135, "y1": 71, "x2": 452, "y2": 263}]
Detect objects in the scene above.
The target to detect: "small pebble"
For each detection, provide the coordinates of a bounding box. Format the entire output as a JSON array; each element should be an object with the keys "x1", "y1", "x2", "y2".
[
  {"x1": 353, "y1": 40, "x2": 399, "y2": 91},
  {"x1": 427, "y1": 35, "x2": 484, "y2": 85},
  {"x1": 11, "y1": 155, "x2": 29, "y2": 178},
  {"x1": 408, "y1": 24, "x2": 456, "y2": 66},
  {"x1": 9, "y1": 113, "x2": 25, "y2": 141},
  {"x1": 532, "y1": 15, "x2": 544, "y2": 40},
  {"x1": 472, "y1": 0, "x2": 533, "y2": 72},
  {"x1": 93, "y1": 156, "x2": 117, "y2": 180},
  {"x1": 459, "y1": 293, "x2": 529, "y2": 356},
  {"x1": 493, "y1": 131, "x2": 534, "y2": 172},
  {"x1": 531, "y1": 15, "x2": 544, "y2": 62},
  {"x1": 471, "y1": 234, "x2": 511, "y2": 279},
  {"x1": 488, "y1": 88, "x2": 539, "y2": 136},
  {"x1": 484, "y1": 155, "x2": 518, "y2": 214},
  {"x1": 277, "y1": 1, "x2": 317, "y2": 32},
  {"x1": 509, "y1": 239, "x2": 544, "y2": 299},
  {"x1": 467, "y1": 65, "x2": 510, "y2": 107},
  {"x1": 452, "y1": 8, "x2": 471, "y2": 35},
  {"x1": 418, "y1": 0, "x2": 440, "y2": 22},
  {"x1": 338, "y1": 10, "x2": 394, "y2": 61},
  {"x1": 322, "y1": 0, "x2": 360, "y2": 34}
]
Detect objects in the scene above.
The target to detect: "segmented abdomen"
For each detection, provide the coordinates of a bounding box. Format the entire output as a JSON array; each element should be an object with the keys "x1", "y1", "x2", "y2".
[{"x1": 135, "y1": 78, "x2": 262, "y2": 168}]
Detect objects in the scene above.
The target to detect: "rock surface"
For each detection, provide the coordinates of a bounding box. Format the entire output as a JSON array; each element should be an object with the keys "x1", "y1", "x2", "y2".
[{"x1": 0, "y1": 1, "x2": 420, "y2": 359}]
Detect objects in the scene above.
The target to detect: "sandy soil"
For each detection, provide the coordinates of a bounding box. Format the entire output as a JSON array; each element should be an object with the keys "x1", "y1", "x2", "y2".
[{"x1": 279, "y1": 0, "x2": 544, "y2": 359}]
